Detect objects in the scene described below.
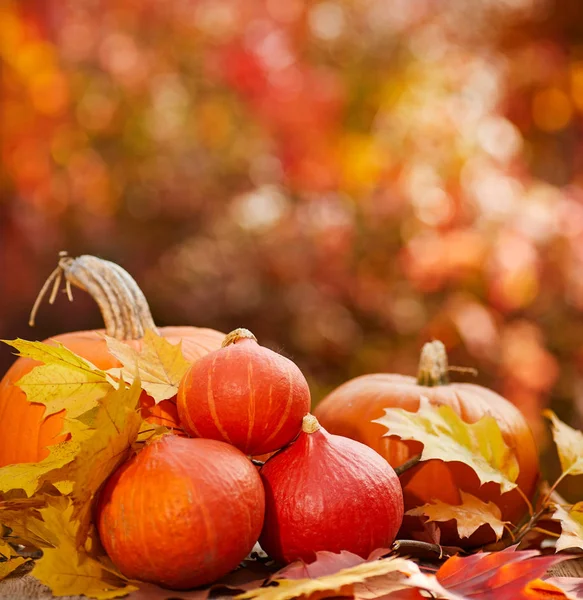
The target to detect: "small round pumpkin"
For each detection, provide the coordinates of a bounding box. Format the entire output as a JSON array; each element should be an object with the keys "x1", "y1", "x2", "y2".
[
  {"x1": 259, "y1": 414, "x2": 403, "y2": 564},
  {"x1": 0, "y1": 253, "x2": 224, "y2": 467},
  {"x1": 178, "y1": 328, "x2": 311, "y2": 456},
  {"x1": 313, "y1": 341, "x2": 539, "y2": 547},
  {"x1": 96, "y1": 435, "x2": 265, "y2": 589}
]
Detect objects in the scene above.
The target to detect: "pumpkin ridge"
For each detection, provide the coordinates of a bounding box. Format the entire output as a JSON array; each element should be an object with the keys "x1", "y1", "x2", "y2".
[{"x1": 207, "y1": 354, "x2": 233, "y2": 444}]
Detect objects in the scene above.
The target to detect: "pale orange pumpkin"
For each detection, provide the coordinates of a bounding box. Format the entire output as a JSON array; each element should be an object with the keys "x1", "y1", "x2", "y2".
[
  {"x1": 313, "y1": 341, "x2": 540, "y2": 547},
  {"x1": 0, "y1": 253, "x2": 224, "y2": 467}
]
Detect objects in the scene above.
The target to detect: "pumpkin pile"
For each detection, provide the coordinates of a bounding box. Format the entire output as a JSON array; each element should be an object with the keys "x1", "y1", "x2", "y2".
[
  {"x1": 0, "y1": 254, "x2": 407, "y2": 592},
  {"x1": 1, "y1": 253, "x2": 554, "y2": 597}
]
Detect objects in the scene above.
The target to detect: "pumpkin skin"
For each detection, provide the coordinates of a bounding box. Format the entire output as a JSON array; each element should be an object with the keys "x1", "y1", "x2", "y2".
[
  {"x1": 259, "y1": 414, "x2": 403, "y2": 564},
  {"x1": 96, "y1": 435, "x2": 265, "y2": 589},
  {"x1": 178, "y1": 328, "x2": 311, "y2": 456},
  {"x1": 0, "y1": 255, "x2": 224, "y2": 467},
  {"x1": 313, "y1": 342, "x2": 540, "y2": 547}
]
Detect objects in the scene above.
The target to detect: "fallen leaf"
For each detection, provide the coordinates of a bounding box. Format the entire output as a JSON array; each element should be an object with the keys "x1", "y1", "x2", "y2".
[
  {"x1": 0, "y1": 556, "x2": 27, "y2": 580},
  {"x1": 406, "y1": 491, "x2": 508, "y2": 540},
  {"x1": 68, "y1": 379, "x2": 143, "y2": 547},
  {"x1": 274, "y1": 550, "x2": 369, "y2": 580},
  {"x1": 375, "y1": 591, "x2": 426, "y2": 599},
  {"x1": 553, "y1": 503, "x2": 583, "y2": 552},
  {"x1": 435, "y1": 546, "x2": 574, "y2": 600},
  {"x1": 0, "y1": 538, "x2": 16, "y2": 559},
  {"x1": 0, "y1": 441, "x2": 78, "y2": 497},
  {"x1": 521, "y1": 578, "x2": 576, "y2": 599},
  {"x1": 33, "y1": 497, "x2": 136, "y2": 599},
  {"x1": 106, "y1": 329, "x2": 191, "y2": 403},
  {"x1": 4, "y1": 339, "x2": 114, "y2": 418},
  {"x1": 544, "y1": 411, "x2": 583, "y2": 478},
  {"x1": 0, "y1": 506, "x2": 59, "y2": 548},
  {"x1": 237, "y1": 556, "x2": 421, "y2": 600},
  {"x1": 374, "y1": 396, "x2": 519, "y2": 493},
  {"x1": 545, "y1": 578, "x2": 583, "y2": 599}
]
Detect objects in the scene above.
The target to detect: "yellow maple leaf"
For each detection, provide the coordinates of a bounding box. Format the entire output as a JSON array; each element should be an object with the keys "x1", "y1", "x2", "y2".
[
  {"x1": 67, "y1": 379, "x2": 143, "y2": 547},
  {"x1": 236, "y1": 556, "x2": 420, "y2": 600},
  {"x1": 373, "y1": 397, "x2": 519, "y2": 493},
  {"x1": 406, "y1": 491, "x2": 508, "y2": 540},
  {"x1": 0, "y1": 538, "x2": 13, "y2": 559},
  {"x1": 0, "y1": 556, "x2": 27, "y2": 581},
  {"x1": 544, "y1": 410, "x2": 583, "y2": 477},
  {"x1": 1, "y1": 508, "x2": 59, "y2": 549},
  {"x1": 553, "y1": 502, "x2": 583, "y2": 552},
  {"x1": 33, "y1": 497, "x2": 136, "y2": 599},
  {"x1": 0, "y1": 441, "x2": 79, "y2": 497},
  {"x1": 105, "y1": 328, "x2": 191, "y2": 403},
  {"x1": 3, "y1": 339, "x2": 115, "y2": 418}
]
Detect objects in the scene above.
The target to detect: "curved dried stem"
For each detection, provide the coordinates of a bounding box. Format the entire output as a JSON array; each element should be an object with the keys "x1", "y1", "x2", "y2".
[{"x1": 28, "y1": 252, "x2": 156, "y2": 340}]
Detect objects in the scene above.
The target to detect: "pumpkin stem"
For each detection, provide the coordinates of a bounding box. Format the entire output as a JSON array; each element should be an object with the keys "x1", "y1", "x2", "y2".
[
  {"x1": 302, "y1": 414, "x2": 321, "y2": 434},
  {"x1": 222, "y1": 328, "x2": 258, "y2": 348},
  {"x1": 29, "y1": 252, "x2": 157, "y2": 340},
  {"x1": 417, "y1": 341, "x2": 449, "y2": 386}
]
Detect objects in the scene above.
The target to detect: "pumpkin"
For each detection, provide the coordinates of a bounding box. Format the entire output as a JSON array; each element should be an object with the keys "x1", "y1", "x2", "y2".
[
  {"x1": 96, "y1": 434, "x2": 265, "y2": 589},
  {"x1": 313, "y1": 341, "x2": 540, "y2": 547},
  {"x1": 0, "y1": 253, "x2": 224, "y2": 467},
  {"x1": 177, "y1": 328, "x2": 311, "y2": 456},
  {"x1": 259, "y1": 414, "x2": 403, "y2": 564}
]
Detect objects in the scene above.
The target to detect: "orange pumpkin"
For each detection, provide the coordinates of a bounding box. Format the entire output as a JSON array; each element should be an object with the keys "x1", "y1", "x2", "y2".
[
  {"x1": 0, "y1": 253, "x2": 224, "y2": 467},
  {"x1": 313, "y1": 341, "x2": 540, "y2": 547}
]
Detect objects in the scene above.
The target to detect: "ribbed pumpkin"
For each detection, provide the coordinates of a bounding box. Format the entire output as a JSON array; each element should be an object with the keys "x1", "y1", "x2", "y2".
[
  {"x1": 259, "y1": 414, "x2": 403, "y2": 564},
  {"x1": 0, "y1": 253, "x2": 224, "y2": 467},
  {"x1": 178, "y1": 328, "x2": 311, "y2": 456},
  {"x1": 96, "y1": 435, "x2": 265, "y2": 589},
  {"x1": 313, "y1": 341, "x2": 540, "y2": 547}
]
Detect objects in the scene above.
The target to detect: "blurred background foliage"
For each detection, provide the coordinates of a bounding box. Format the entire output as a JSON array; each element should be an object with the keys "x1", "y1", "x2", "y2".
[{"x1": 1, "y1": 0, "x2": 583, "y2": 496}]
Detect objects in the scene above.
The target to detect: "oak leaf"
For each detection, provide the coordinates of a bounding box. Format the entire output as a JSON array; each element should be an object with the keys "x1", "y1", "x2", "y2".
[
  {"x1": 544, "y1": 411, "x2": 583, "y2": 477},
  {"x1": 3, "y1": 339, "x2": 114, "y2": 418},
  {"x1": 33, "y1": 497, "x2": 136, "y2": 599},
  {"x1": 374, "y1": 396, "x2": 519, "y2": 493},
  {"x1": 106, "y1": 329, "x2": 191, "y2": 403},
  {"x1": 406, "y1": 491, "x2": 508, "y2": 540},
  {"x1": 553, "y1": 503, "x2": 583, "y2": 552}
]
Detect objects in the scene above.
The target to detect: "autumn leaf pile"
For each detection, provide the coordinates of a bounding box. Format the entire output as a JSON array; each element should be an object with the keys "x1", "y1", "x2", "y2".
[{"x1": 0, "y1": 332, "x2": 582, "y2": 599}]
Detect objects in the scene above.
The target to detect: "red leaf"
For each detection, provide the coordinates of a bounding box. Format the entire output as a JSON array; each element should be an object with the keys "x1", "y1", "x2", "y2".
[
  {"x1": 273, "y1": 549, "x2": 392, "y2": 580},
  {"x1": 273, "y1": 550, "x2": 366, "y2": 580},
  {"x1": 436, "y1": 546, "x2": 574, "y2": 599}
]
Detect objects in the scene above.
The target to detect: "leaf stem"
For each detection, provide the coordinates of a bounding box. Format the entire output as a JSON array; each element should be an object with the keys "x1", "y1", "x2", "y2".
[
  {"x1": 515, "y1": 485, "x2": 534, "y2": 518},
  {"x1": 531, "y1": 527, "x2": 560, "y2": 539},
  {"x1": 541, "y1": 467, "x2": 573, "y2": 507}
]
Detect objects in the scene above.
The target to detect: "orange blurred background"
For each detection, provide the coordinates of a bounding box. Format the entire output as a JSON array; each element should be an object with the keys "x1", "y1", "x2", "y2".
[{"x1": 1, "y1": 0, "x2": 582, "y2": 497}]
